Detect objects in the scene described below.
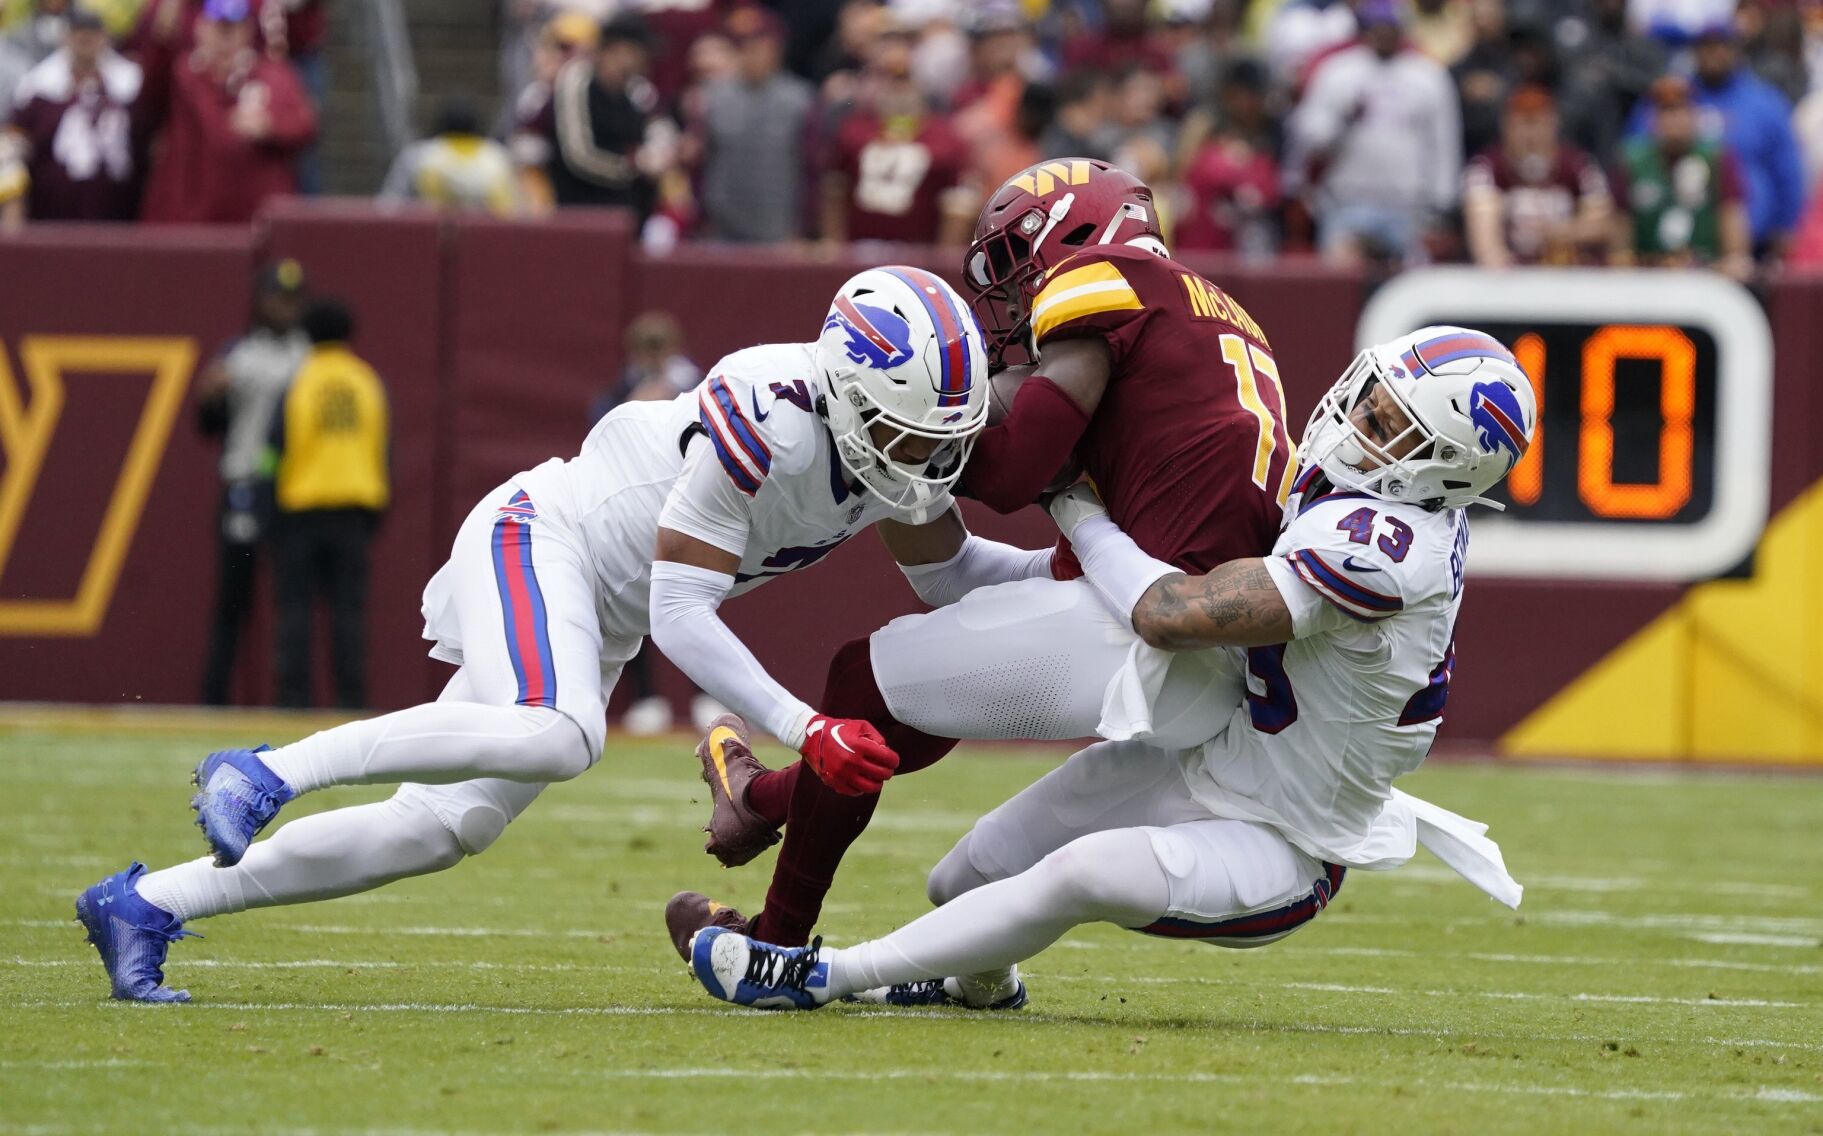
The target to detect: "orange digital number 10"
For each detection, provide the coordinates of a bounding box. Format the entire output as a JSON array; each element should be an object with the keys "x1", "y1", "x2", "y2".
[{"x1": 1507, "y1": 324, "x2": 1696, "y2": 520}]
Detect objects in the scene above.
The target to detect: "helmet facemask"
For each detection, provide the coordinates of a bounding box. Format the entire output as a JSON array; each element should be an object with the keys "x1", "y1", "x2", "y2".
[
  {"x1": 1305, "y1": 327, "x2": 1536, "y2": 512},
  {"x1": 825, "y1": 372, "x2": 984, "y2": 521},
  {"x1": 964, "y1": 200, "x2": 1062, "y2": 370},
  {"x1": 1302, "y1": 350, "x2": 1498, "y2": 511}
]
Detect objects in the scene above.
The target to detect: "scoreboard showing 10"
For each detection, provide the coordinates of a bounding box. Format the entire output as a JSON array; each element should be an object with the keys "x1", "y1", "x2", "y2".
[
  {"x1": 1357, "y1": 270, "x2": 1772, "y2": 582},
  {"x1": 1493, "y1": 320, "x2": 1717, "y2": 524}
]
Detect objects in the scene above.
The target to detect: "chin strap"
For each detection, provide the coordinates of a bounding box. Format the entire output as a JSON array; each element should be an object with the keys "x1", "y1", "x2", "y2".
[
  {"x1": 1030, "y1": 192, "x2": 1076, "y2": 258},
  {"x1": 1096, "y1": 201, "x2": 1152, "y2": 247},
  {"x1": 1455, "y1": 495, "x2": 1506, "y2": 512}
]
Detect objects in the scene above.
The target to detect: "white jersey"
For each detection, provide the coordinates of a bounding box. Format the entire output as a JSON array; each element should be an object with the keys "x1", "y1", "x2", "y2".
[
  {"x1": 503, "y1": 342, "x2": 919, "y2": 644},
  {"x1": 1181, "y1": 476, "x2": 1468, "y2": 869}
]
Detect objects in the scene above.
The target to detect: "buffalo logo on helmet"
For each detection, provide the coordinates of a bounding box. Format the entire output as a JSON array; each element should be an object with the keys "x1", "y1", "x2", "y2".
[
  {"x1": 824, "y1": 296, "x2": 916, "y2": 370},
  {"x1": 1469, "y1": 381, "x2": 1530, "y2": 473}
]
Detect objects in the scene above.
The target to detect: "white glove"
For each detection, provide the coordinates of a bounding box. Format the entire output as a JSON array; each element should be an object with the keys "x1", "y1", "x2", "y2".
[{"x1": 1047, "y1": 481, "x2": 1108, "y2": 538}]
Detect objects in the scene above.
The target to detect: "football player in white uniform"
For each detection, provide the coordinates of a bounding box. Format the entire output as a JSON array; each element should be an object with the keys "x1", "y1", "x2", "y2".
[
  {"x1": 75, "y1": 267, "x2": 1055, "y2": 1003},
  {"x1": 683, "y1": 328, "x2": 1536, "y2": 1011}
]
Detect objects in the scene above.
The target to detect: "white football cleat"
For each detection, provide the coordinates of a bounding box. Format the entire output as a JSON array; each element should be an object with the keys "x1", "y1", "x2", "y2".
[{"x1": 846, "y1": 966, "x2": 1028, "y2": 1010}]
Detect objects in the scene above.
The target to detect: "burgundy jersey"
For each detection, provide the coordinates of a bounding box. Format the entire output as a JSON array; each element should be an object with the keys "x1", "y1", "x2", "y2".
[
  {"x1": 1461, "y1": 143, "x2": 1609, "y2": 264},
  {"x1": 7, "y1": 50, "x2": 143, "y2": 221},
  {"x1": 1032, "y1": 244, "x2": 1294, "y2": 575},
  {"x1": 833, "y1": 110, "x2": 967, "y2": 243}
]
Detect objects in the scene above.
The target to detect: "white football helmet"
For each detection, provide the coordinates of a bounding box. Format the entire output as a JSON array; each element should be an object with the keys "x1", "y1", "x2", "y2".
[
  {"x1": 1302, "y1": 326, "x2": 1537, "y2": 510},
  {"x1": 813, "y1": 266, "x2": 990, "y2": 520}
]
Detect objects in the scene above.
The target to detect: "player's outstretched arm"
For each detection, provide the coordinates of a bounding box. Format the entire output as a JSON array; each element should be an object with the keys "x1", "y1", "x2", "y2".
[
  {"x1": 649, "y1": 526, "x2": 897, "y2": 794},
  {"x1": 877, "y1": 507, "x2": 1056, "y2": 608},
  {"x1": 1048, "y1": 483, "x2": 1293, "y2": 650},
  {"x1": 1127, "y1": 560, "x2": 1294, "y2": 651},
  {"x1": 651, "y1": 526, "x2": 818, "y2": 742}
]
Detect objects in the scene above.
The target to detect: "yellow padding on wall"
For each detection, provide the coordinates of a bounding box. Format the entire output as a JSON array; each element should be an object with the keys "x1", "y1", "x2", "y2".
[{"x1": 1503, "y1": 480, "x2": 1823, "y2": 763}]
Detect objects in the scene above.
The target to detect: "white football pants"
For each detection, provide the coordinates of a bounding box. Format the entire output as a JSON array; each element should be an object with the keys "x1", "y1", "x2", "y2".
[
  {"x1": 136, "y1": 483, "x2": 633, "y2": 923},
  {"x1": 868, "y1": 576, "x2": 1243, "y2": 749},
  {"x1": 823, "y1": 741, "x2": 1346, "y2": 999}
]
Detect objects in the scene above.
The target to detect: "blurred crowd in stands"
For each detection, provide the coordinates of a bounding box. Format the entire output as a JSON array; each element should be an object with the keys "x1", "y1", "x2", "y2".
[
  {"x1": 0, "y1": 0, "x2": 323, "y2": 224},
  {"x1": 5, "y1": 0, "x2": 1823, "y2": 273},
  {"x1": 476, "y1": 0, "x2": 1823, "y2": 274}
]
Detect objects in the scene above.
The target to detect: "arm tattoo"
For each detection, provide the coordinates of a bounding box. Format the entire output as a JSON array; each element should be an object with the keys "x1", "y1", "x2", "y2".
[{"x1": 1134, "y1": 559, "x2": 1293, "y2": 650}]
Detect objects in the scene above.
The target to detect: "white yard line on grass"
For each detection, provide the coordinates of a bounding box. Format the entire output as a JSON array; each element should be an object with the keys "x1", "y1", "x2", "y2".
[
  {"x1": 1477, "y1": 951, "x2": 1823, "y2": 976},
  {"x1": 1690, "y1": 932, "x2": 1822, "y2": 948},
  {"x1": 1019, "y1": 971, "x2": 1817, "y2": 1011},
  {"x1": 0, "y1": 855, "x2": 112, "y2": 869},
  {"x1": 1535, "y1": 911, "x2": 1823, "y2": 934},
  {"x1": 3, "y1": 919, "x2": 626, "y2": 939},
  {"x1": 1390, "y1": 865, "x2": 1810, "y2": 899},
  {"x1": 19, "y1": 952, "x2": 1804, "y2": 1010},
  {"x1": 573, "y1": 1067, "x2": 1823, "y2": 1106},
  {"x1": 1, "y1": 1130, "x2": 712, "y2": 1136},
  {"x1": 11, "y1": 996, "x2": 1821, "y2": 1058},
  {"x1": 1279, "y1": 981, "x2": 1805, "y2": 1009},
  {"x1": 1300, "y1": 945, "x2": 1823, "y2": 975},
  {"x1": 7, "y1": 958, "x2": 670, "y2": 974},
  {"x1": 274, "y1": 924, "x2": 623, "y2": 939},
  {"x1": 12, "y1": 998, "x2": 759, "y2": 1019},
  {"x1": 1254, "y1": 1019, "x2": 1823, "y2": 1053},
  {"x1": 0, "y1": 1059, "x2": 146, "y2": 1070},
  {"x1": 2, "y1": 1041, "x2": 1815, "y2": 1110},
  {"x1": 1318, "y1": 910, "x2": 1823, "y2": 948}
]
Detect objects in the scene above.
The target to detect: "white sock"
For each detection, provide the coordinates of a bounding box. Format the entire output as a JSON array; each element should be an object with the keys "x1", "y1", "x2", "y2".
[
  {"x1": 260, "y1": 701, "x2": 591, "y2": 795},
  {"x1": 822, "y1": 828, "x2": 1170, "y2": 1000},
  {"x1": 134, "y1": 796, "x2": 464, "y2": 921}
]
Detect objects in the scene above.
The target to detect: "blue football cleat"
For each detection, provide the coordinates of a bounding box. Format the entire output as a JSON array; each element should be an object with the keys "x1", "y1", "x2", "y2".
[
  {"x1": 75, "y1": 862, "x2": 196, "y2": 1003},
  {"x1": 191, "y1": 744, "x2": 290, "y2": 866},
  {"x1": 689, "y1": 926, "x2": 828, "y2": 1011}
]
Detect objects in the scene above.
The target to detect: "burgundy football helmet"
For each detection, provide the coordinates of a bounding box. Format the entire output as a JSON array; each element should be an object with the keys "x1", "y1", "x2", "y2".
[{"x1": 962, "y1": 158, "x2": 1165, "y2": 367}]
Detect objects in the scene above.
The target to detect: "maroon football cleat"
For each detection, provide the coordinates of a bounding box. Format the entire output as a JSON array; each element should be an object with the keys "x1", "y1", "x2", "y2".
[
  {"x1": 694, "y1": 714, "x2": 781, "y2": 868},
  {"x1": 664, "y1": 890, "x2": 754, "y2": 962}
]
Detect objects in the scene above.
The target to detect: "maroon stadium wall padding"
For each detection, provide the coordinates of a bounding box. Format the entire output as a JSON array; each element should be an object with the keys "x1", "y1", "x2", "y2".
[
  {"x1": 262, "y1": 201, "x2": 448, "y2": 710},
  {"x1": 1, "y1": 205, "x2": 1816, "y2": 755},
  {"x1": 0, "y1": 225, "x2": 255, "y2": 704}
]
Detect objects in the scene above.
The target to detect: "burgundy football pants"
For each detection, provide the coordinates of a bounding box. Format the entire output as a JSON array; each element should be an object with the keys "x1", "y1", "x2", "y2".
[{"x1": 741, "y1": 636, "x2": 958, "y2": 946}]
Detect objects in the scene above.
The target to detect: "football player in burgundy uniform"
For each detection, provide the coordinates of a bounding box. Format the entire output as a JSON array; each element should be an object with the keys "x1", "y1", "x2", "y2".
[
  {"x1": 1461, "y1": 87, "x2": 1612, "y2": 268},
  {"x1": 669, "y1": 159, "x2": 1300, "y2": 966},
  {"x1": 821, "y1": 26, "x2": 969, "y2": 246}
]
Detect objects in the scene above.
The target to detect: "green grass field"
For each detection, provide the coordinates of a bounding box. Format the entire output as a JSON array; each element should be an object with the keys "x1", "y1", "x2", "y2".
[{"x1": 2, "y1": 709, "x2": 1820, "y2": 1135}]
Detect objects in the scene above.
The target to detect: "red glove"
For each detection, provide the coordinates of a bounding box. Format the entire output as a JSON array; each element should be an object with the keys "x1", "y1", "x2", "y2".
[{"x1": 800, "y1": 714, "x2": 899, "y2": 796}]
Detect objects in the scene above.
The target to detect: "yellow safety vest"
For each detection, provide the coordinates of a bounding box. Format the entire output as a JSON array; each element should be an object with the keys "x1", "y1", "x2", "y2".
[{"x1": 275, "y1": 344, "x2": 391, "y2": 512}]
